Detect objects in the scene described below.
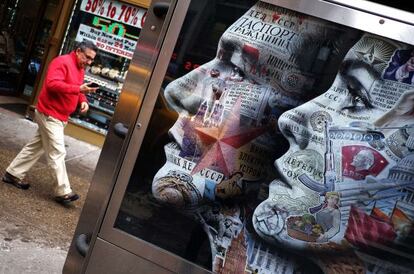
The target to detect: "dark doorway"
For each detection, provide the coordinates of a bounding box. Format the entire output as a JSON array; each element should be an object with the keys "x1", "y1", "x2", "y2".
[{"x1": 0, "y1": 0, "x2": 60, "y2": 100}]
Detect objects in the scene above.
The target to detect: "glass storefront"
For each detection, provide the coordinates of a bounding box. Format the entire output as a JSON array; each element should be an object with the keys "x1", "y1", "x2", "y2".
[
  {"x1": 112, "y1": 0, "x2": 414, "y2": 272},
  {"x1": 60, "y1": 0, "x2": 147, "y2": 134},
  {"x1": 0, "y1": 0, "x2": 60, "y2": 98}
]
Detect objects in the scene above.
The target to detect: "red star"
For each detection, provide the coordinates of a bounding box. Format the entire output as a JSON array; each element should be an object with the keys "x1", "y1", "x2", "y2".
[
  {"x1": 272, "y1": 13, "x2": 280, "y2": 23},
  {"x1": 191, "y1": 98, "x2": 267, "y2": 177}
]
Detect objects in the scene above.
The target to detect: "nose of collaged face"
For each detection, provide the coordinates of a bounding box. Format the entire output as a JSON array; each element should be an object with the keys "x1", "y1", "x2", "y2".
[{"x1": 277, "y1": 104, "x2": 313, "y2": 150}]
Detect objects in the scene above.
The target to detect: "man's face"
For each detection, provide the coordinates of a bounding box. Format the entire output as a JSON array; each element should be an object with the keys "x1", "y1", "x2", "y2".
[
  {"x1": 351, "y1": 152, "x2": 366, "y2": 167},
  {"x1": 253, "y1": 33, "x2": 414, "y2": 259},
  {"x1": 75, "y1": 47, "x2": 96, "y2": 68}
]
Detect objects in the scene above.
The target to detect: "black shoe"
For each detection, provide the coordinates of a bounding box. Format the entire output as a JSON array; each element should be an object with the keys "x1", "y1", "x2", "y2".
[
  {"x1": 2, "y1": 172, "x2": 30, "y2": 190},
  {"x1": 55, "y1": 192, "x2": 79, "y2": 204}
]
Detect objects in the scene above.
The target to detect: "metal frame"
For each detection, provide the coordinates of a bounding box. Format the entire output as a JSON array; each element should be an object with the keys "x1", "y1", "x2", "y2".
[
  {"x1": 261, "y1": 0, "x2": 414, "y2": 45},
  {"x1": 63, "y1": 0, "x2": 180, "y2": 272},
  {"x1": 325, "y1": 0, "x2": 414, "y2": 25},
  {"x1": 65, "y1": 0, "x2": 414, "y2": 273},
  {"x1": 98, "y1": 0, "x2": 210, "y2": 272}
]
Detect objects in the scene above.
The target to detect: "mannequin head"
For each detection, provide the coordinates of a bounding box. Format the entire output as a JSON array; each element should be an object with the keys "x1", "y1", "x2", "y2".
[{"x1": 253, "y1": 33, "x2": 414, "y2": 271}]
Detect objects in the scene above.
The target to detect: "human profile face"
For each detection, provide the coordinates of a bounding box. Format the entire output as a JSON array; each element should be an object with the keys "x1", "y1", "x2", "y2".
[
  {"x1": 152, "y1": 2, "x2": 361, "y2": 208},
  {"x1": 75, "y1": 47, "x2": 96, "y2": 68},
  {"x1": 253, "y1": 33, "x2": 414, "y2": 265},
  {"x1": 351, "y1": 152, "x2": 366, "y2": 168},
  {"x1": 351, "y1": 149, "x2": 374, "y2": 171}
]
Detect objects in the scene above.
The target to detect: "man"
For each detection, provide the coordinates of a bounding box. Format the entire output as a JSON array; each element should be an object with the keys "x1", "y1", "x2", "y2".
[
  {"x1": 350, "y1": 149, "x2": 375, "y2": 172},
  {"x1": 2, "y1": 40, "x2": 98, "y2": 204}
]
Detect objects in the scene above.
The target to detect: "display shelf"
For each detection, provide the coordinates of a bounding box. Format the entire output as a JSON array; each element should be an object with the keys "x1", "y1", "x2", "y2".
[
  {"x1": 86, "y1": 88, "x2": 118, "y2": 112},
  {"x1": 88, "y1": 99, "x2": 115, "y2": 115},
  {"x1": 69, "y1": 117, "x2": 108, "y2": 135},
  {"x1": 85, "y1": 71, "x2": 122, "y2": 92}
]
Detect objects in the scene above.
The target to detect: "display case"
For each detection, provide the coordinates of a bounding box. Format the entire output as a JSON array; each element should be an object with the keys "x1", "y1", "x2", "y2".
[
  {"x1": 60, "y1": 0, "x2": 147, "y2": 135},
  {"x1": 64, "y1": 0, "x2": 414, "y2": 273}
]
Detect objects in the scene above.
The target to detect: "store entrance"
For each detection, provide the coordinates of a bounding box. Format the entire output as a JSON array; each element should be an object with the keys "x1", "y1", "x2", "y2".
[{"x1": 0, "y1": 0, "x2": 61, "y2": 102}]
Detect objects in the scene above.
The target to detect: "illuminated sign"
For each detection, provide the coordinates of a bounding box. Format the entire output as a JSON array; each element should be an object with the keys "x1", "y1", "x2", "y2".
[
  {"x1": 77, "y1": 0, "x2": 146, "y2": 59},
  {"x1": 76, "y1": 24, "x2": 136, "y2": 59},
  {"x1": 92, "y1": 17, "x2": 138, "y2": 40},
  {"x1": 81, "y1": 0, "x2": 147, "y2": 29}
]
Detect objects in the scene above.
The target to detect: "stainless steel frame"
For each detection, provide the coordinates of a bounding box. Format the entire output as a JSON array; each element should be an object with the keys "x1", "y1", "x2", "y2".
[
  {"x1": 98, "y1": 0, "x2": 210, "y2": 273},
  {"x1": 63, "y1": 0, "x2": 181, "y2": 272},
  {"x1": 64, "y1": 0, "x2": 414, "y2": 273},
  {"x1": 262, "y1": 0, "x2": 414, "y2": 45}
]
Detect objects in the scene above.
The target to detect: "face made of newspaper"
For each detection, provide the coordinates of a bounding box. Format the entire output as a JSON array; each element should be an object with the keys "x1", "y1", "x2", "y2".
[
  {"x1": 151, "y1": 1, "x2": 414, "y2": 273},
  {"x1": 253, "y1": 33, "x2": 414, "y2": 272}
]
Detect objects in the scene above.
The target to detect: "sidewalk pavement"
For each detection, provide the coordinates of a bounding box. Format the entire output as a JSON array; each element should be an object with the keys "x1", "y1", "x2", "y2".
[{"x1": 0, "y1": 97, "x2": 101, "y2": 274}]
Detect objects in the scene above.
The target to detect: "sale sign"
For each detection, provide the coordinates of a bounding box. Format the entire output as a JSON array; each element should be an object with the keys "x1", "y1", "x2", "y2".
[
  {"x1": 76, "y1": 24, "x2": 137, "y2": 59},
  {"x1": 80, "y1": 0, "x2": 147, "y2": 29}
]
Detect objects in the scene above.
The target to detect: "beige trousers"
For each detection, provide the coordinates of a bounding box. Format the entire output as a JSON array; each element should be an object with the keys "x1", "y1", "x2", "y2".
[{"x1": 6, "y1": 110, "x2": 72, "y2": 196}]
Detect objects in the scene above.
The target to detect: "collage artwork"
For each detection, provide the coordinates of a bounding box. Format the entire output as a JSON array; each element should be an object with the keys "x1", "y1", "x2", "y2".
[{"x1": 145, "y1": 1, "x2": 414, "y2": 273}]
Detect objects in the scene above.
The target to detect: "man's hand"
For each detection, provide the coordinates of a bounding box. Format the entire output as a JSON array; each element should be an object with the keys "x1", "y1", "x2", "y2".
[
  {"x1": 80, "y1": 101, "x2": 89, "y2": 113},
  {"x1": 80, "y1": 82, "x2": 98, "y2": 93}
]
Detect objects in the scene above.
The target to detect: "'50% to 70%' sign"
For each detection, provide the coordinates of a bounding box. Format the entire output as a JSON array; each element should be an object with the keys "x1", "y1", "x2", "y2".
[{"x1": 81, "y1": 0, "x2": 147, "y2": 29}]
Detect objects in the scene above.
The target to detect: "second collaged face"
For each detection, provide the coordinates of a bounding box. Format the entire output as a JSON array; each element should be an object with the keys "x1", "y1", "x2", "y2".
[{"x1": 253, "y1": 33, "x2": 414, "y2": 266}]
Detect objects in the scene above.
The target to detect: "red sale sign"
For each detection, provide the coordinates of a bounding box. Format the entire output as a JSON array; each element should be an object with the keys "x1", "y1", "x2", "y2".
[{"x1": 80, "y1": 0, "x2": 147, "y2": 29}]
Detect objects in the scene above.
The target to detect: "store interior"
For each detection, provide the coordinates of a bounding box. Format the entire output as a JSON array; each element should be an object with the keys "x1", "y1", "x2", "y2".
[{"x1": 0, "y1": 0, "x2": 60, "y2": 101}]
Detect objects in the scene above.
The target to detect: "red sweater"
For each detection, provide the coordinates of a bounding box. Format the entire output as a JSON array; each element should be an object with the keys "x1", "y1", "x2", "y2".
[{"x1": 37, "y1": 51, "x2": 87, "y2": 122}]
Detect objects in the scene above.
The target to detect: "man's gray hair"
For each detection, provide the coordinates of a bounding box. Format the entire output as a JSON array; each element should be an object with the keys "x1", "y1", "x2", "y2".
[{"x1": 77, "y1": 40, "x2": 98, "y2": 52}]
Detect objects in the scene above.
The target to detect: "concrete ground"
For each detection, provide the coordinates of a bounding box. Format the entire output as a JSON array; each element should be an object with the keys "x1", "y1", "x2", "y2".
[{"x1": 0, "y1": 96, "x2": 101, "y2": 274}]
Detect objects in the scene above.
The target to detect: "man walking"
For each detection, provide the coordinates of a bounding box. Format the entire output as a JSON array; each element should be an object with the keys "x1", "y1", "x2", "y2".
[{"x1": 2, "y1": 40, "x2": 98, "y2": 204}]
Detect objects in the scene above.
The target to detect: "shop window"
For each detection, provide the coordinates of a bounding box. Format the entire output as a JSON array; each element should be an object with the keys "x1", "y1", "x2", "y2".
[{"x1": 60, "y1": 0, "x2": 147, "y2": 134}]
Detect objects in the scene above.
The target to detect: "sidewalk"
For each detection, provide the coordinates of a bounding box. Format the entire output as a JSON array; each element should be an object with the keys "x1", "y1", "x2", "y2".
[{"x1": 0, "y1": 96, "x2": 101, "y2": 274}]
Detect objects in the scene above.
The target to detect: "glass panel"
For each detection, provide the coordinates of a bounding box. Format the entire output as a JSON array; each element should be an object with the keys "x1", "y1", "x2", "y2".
[
  {"x1": 359, "y1": 0, "x2": 414, "y2": 13},
  {"x1": 60, "y1": 0, "x2": 147, "y2": 134},
  {"x1": 0, "y1": 0, "x2": 48, "y2": 96},
  {"x1": 115, "y1": 1, "x2": 414, "y2": 273},
  {"x1": 22, "y1": 0, "x2": 61, "y2": 97}
]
